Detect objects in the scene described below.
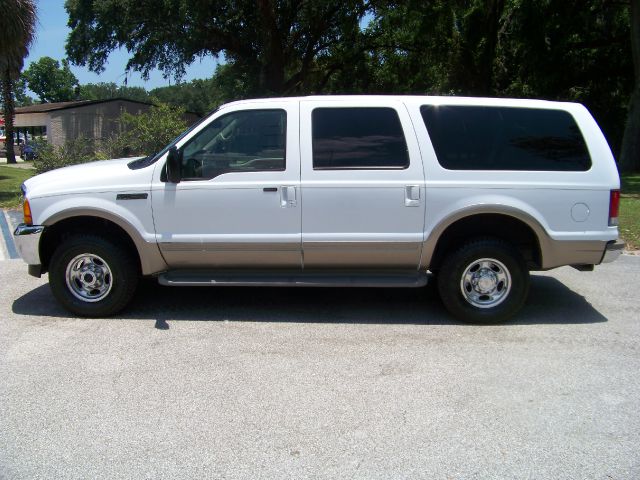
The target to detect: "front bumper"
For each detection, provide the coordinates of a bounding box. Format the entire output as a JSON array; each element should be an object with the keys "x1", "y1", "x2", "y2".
[
  {"x1": 13, "y1": 223, "x2": 44, "y2": 266},
  {"x1": 601, "y1": 239, "x2": 625, "y2": 264}
]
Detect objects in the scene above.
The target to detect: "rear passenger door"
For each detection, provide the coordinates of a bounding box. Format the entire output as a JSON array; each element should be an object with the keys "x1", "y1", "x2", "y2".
[{"x1": 300, "y1": 99, "x2": 426, "y2": 269}]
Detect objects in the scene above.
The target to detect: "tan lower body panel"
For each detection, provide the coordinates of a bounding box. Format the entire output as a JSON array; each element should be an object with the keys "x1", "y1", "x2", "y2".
[
  {"x1": 159, "y1": 241, "x2": 423, "y2": 270},
  {"x1": 159, "y1": 242, "x2": 302, "y2": 268},
  {"x1": 540, "y1": 239, "x2": 607, "y2": 269},
  {"x1": 302, "y1": 242, "x2": 422, "y2": 269}
]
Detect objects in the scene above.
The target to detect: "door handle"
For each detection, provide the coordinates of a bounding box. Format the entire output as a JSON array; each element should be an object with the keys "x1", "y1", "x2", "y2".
[
  {"x1": 280, "y1": 186, "x2": 297, "y2": 208},
  {"x1": 405, "y1": 185, "x2": 420, "y2": 207},
  {"x1": 263, "y1": 187, "x2": 278, "y2": 192}
]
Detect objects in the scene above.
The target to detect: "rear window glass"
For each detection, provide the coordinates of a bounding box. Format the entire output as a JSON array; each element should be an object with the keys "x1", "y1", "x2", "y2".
[
  {"x1": 312, "y1": 107, "x2": 409, "y2": 169},
  {"x1": 420, "y1": 105, "x2": 591, "y2": 171}
]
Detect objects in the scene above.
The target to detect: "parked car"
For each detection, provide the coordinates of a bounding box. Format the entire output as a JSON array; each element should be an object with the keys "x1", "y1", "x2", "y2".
[
  {"x1": 13, "y1": 96, "x2": 623, "y2": 322},
  {"x1": 19, "y1": 143, "x2": 38, "y2": 160}
]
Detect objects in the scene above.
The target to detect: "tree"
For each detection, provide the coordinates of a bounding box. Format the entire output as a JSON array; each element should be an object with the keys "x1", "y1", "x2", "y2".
[
  {"x1": 65, "y1": 0, "x2": 368, "y2": 95},
  {"x1": 13, "y1": 78, "x2": 35, "y2": 106},
  {"x1": 150, "y1": 78, "x2": 220, "y2": 115},
  {"x1": 22, "y1": 56, "x2": 79, "y2": 103},
  {"x1": 363, "y1": 1, "x2": 633, "y2": 158},
  {"x1": 620, "y1": 0, "x2": 640, "y2": 173},
  {"x1": 78, "y1": 82, "x2": 150, "y2": 103},
  {"x1": 0, "y1": 0, "x2": 37, "y2": 164}
]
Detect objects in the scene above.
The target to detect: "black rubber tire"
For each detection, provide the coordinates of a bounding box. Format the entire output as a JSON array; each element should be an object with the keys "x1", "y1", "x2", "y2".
[
  {"x1": 436, "y1": 238, "x2": 529, "y2": 324},
  {"x1": 49, "y1": 235, "x2": 139, "y2": 317}
]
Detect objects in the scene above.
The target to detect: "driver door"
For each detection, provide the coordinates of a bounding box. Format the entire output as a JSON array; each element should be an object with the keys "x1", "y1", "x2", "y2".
[{"x1": 151, "y1": 102, "x2": 302, "y2": 269}]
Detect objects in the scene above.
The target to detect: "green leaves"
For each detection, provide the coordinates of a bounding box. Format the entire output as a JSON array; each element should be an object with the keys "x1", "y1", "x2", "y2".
[{"x1": 21, "y1": 57, "x2": 79, "y2": 103}]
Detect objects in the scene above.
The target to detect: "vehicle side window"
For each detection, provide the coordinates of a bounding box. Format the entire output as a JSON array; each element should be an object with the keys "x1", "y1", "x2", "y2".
[
  {"x1": 420, "y1": 105, "x2": 591, "y2": 171},
  {"x1": 312, "y1": 107, "x2": 409, "y2": 170},
  {"x1": 180, "y1": 109, "x2": 286, "y2": 180}
]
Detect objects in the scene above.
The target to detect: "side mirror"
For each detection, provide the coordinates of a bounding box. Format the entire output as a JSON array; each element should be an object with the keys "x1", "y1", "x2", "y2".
[{"x1": 166, "y1": 146, "x2": 182, "y2": 183}]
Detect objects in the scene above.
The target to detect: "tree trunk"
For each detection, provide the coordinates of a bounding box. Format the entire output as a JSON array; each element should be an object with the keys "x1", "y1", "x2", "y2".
[
  {"x1": 1, "y1": 70, "x2": 17, "y2": 164},
  {"x1": 479, "y1": 0, "x2": 505, "y2": 96},
  {"x1": 619, "y1": 0, "x2": 640, "y2": 173},
  {"x1": 257, "y1": 0, "x2": 286, "y2": 94}
]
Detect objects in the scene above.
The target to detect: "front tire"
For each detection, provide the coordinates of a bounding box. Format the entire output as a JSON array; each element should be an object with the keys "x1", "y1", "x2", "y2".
[
  {"x1": 49, "y1": 235, "x2": 139, "y2": 317},
  {"x1": 437, "y1": 238, "x2": 529, "y2": 323}
]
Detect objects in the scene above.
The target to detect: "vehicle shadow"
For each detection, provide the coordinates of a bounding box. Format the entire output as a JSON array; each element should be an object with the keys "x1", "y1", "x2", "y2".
[{"x1": 12, "y1": 274, "x2": 608, "y2": 326}]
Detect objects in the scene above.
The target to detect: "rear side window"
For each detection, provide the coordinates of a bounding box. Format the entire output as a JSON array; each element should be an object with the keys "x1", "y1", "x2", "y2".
[
  {"x1": 420, "y1": 105, "x2": 591, "y2": 171},
  {"x1": 312, "y1": 107, "x2": 409, "y2": 169}
]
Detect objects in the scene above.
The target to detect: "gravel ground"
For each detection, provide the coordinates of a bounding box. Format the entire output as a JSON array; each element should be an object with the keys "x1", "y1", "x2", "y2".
[{"x1": 0, "y1": 256, "x2": 639, "y2": 479}]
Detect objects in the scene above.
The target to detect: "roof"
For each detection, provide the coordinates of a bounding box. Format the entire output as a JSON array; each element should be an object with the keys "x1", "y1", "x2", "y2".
[
  {"x1": 14, "y1": 98, "x2": 156, "y2": 114},
  {"x1": 219, "y1": 95, "x2": 580, "y2": 111}
]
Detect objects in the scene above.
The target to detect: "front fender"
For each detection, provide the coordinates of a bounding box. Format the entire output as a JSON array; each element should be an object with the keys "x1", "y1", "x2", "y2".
[{"x1": 32, "y1": 194, "x2": 167, "y2": 275}]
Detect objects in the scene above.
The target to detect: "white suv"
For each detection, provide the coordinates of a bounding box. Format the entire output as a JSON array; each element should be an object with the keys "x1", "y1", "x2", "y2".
[{"x1": 13, "y1": 96, "x2": 624, "y2": 322}]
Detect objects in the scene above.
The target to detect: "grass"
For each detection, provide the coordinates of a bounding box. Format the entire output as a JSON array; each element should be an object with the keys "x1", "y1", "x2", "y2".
[
  {"x1": 0, "y1": 164, "x2": 638, "y2": 249},
  {"x1": 0, "y1": 165, "x2": 33, "y2": 208},
  {"x1": 620, "y1": 174, "x2": 640, "y2": 251}
]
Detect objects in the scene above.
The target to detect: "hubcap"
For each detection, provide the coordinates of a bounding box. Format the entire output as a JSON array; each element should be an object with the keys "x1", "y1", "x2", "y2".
[
  {"x1": 460, "y1": 258, "x2": 511, "y2": 309},
  {"x1": 65, "y1": 254, "x2": 113, "y2": 302}
]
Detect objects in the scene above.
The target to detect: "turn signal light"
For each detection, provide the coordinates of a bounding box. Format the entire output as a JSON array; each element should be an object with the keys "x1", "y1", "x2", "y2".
[
  {"x1": 608, "y1": 190, "x2": 620, "y2": 226},
  {"x1": 23, "y1": 198, "x2": 33, "y2": 225}
]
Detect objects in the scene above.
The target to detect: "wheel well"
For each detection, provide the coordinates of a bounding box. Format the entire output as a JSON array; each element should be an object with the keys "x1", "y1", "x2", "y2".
[
  {"x1": 429, "y1": 214, "x2": 542, "y2": 272},
  {"x1": 39, "y1": 216, "x2": 141, "y2": 274}
]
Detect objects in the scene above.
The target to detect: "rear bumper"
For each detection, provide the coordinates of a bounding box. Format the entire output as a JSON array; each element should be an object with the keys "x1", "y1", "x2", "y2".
[
  {"x1": 601, "y1": 239, "x2": 625, "y2": 264},
  {"x1": 13, "y1": 224, "x2": 44, "y2": 270}
]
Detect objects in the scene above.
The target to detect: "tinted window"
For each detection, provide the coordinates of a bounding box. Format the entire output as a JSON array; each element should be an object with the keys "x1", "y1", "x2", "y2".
[
  {"x1": 180, "y1": 109, "x2": 286, "y2": 180},
  {"x1": 420, "y1": 105, "x2": 591, "y2": 171},
  {"x1": 312, "y1": 107, "x2": 409, "y2": 169}
]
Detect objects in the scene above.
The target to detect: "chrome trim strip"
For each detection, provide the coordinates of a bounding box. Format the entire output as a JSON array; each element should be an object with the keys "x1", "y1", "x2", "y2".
[
  {"x1": 13, "y1": 224, "x2": 44, "y2": 265},
  {"x1": 158, "y1": 270, "x2": 429, "y2": 288},
  {"x1": 160, "y1": 242, "x2": 300, "y2": 252}
]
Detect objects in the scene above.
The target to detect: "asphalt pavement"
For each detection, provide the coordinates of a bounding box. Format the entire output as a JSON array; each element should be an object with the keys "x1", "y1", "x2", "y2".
[{"x1": 0, "y1": 255, "x2": 639, "y2": 479}]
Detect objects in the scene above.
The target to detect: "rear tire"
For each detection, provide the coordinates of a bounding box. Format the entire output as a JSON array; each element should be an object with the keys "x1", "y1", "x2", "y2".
[
  {"x1": 49, "y1": 235, "x2": 139, "y2": 317},
  {"x1": 437, "y1": 238, "x2": 529, "y2": 323}
]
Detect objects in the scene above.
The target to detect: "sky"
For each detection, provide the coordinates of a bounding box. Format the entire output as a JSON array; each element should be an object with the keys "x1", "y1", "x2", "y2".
[{"x1": 25, "y1": 0, "x2": 219, "y2": 90}]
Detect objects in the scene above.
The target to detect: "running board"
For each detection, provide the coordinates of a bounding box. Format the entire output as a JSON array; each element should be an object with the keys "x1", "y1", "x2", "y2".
[{"x1": 158, "y1": 270, "x2": 429, "y2": 288}]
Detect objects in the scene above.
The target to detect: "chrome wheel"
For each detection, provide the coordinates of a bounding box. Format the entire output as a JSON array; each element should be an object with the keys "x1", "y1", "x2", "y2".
[
  {"x1": 65, "y1": 253, "x2": 113, "y2": 302},
  {"x1": 460, "y1": 257, "x2": 511, "y2": 309}
]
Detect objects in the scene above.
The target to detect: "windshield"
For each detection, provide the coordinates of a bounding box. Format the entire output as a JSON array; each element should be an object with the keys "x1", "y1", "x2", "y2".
[{"x1": 127, "y1": 108, "x2": 219, "y2": 170}]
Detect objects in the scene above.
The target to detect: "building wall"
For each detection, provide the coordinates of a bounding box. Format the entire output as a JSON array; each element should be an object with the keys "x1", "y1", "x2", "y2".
[
  {"x1": 48, "y1": 100, "x2": 152, "y2": 146},
  {"x1": 13, "y1": 112, "x2": 49, "y2": 128}
]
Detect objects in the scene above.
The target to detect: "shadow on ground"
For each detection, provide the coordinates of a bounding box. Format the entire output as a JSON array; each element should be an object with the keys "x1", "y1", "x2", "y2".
[{"x1": 12, "y1": 274, "x2": 608, "y2": 326}]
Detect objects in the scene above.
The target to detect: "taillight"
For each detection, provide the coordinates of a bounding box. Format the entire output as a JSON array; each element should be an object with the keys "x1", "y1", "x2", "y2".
[
  {"x1": 23, "y1": 198, "x2": 33, "y2": 225},
  {"x1": 608, "y1": 190, "x2": 620, "y2": 226}
]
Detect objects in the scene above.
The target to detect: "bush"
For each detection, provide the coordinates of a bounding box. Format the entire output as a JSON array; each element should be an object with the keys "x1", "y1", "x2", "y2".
[
  {"x1": 118, "y1": 102, "x2": 188, "y2": 156},
  {"x1": 33, "y1": 137, "x2": 98, "y2": 174}
]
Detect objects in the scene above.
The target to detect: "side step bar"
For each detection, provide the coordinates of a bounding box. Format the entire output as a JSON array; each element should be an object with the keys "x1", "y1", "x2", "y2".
[{"x1": 158, "y1": 270, "x2": 429, "y2": 288}]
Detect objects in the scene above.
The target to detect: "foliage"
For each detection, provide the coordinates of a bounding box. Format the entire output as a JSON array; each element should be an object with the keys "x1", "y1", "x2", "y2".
[
  {"x1": 618, "y1": 1, "x2": 640, "y2": 173},
  {"x1": 2, "y1": 77, "x2": 35, "y2": 106},
  {"x1": 0, "y1": 165, "x2": 33, "y2": 208},
  {"x1": 620, "y1": 174, "x2": 640, "y2": 250},
  {"x1": 21, "y1": 56, "x2": 79, "y2": 103},
  {"x1": 75, "y1": 79, "x2": 220, "y2": 116},
  {"x1": 150, "y1": 78, "x2": 220, "y2": 115},
  {"x1": 0, "y1": 0, "x2": 37, "y2": 164},
  {"x1": 32, "y1": 137, "x2": 98, "y2": 174},
  {"x1": 115, "y1": 103, "x2": 188, "y2": 156},
  {"x1": 78, "y1": 82, "x2": 151, "y2": 103},
  {"x1": 65, "y1": 0, "x2": 368, "y2": 95}
]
